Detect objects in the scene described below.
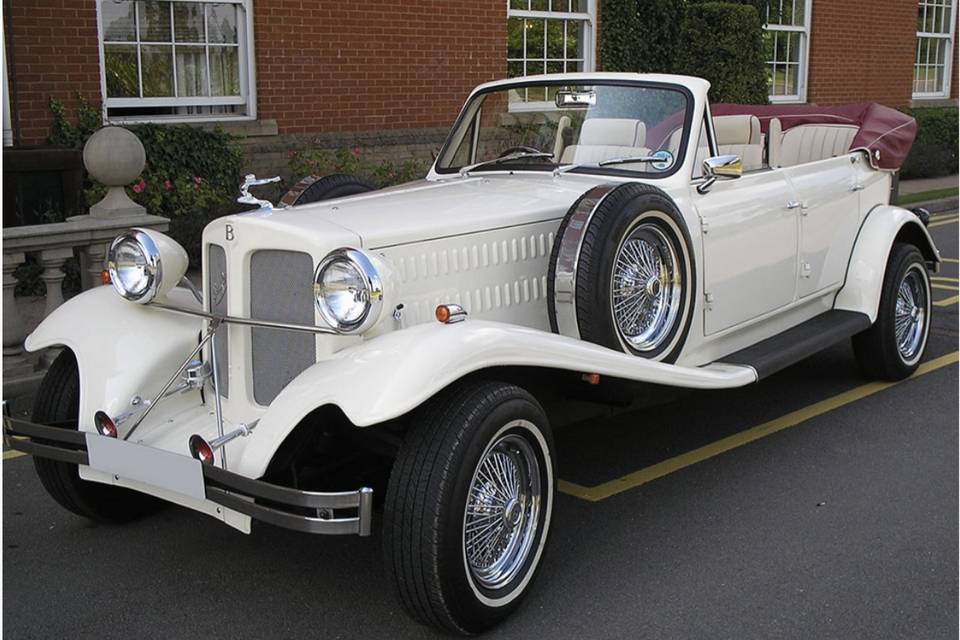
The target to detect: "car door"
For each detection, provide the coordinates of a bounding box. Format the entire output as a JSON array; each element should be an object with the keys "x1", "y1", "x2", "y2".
[
  {"x1": 695, "y1": 169, "x2": 801, "y2": 335},
  {"x1": 780, "y1": 154, "x2": 863, "y2": 299}
]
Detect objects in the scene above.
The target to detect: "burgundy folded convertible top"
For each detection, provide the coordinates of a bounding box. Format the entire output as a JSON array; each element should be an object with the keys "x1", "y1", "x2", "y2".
[{"x1": 710, "y1": 103, "x2": 917, "y2": 171}]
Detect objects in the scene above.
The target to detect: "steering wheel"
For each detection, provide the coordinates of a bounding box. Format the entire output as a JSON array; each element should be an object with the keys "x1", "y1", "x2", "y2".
[{"x1": 498, "y1": 146, "x2": 549, "y2": 158}]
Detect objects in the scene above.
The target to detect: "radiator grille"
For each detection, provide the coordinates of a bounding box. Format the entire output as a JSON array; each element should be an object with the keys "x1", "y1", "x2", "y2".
[
  {"x1": 249, "y1": 250, "x2": 316, "y2": 405},
  {"x1": 207, "y1": 244, "x2": 229, "y2": 397}
]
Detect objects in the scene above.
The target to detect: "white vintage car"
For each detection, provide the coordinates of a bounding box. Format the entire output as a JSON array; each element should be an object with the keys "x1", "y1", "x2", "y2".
[{"x1": 5, "y1": 73, "x2": 940, "y2": 634}]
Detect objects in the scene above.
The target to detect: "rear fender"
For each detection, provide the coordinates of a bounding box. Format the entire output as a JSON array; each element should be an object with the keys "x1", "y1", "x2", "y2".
[
  {"x1": 234, "y1": 319, "x2": 756, "y2": 478},
  {"x1": 835, "y1": 205, "x2": 940, "y2": 323},
  {"x1": 25, "y1": 286, "x2": 205, "y2": 431}
]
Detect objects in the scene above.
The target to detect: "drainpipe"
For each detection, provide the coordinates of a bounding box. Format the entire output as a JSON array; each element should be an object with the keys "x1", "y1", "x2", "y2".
[{"x1": 1, "y1": 8, "x2": 13, "y2": 147}]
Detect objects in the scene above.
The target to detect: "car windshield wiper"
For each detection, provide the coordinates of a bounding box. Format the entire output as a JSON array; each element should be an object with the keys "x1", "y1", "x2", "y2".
[
  {"x1": 459, "y1": 152, "x2": 555, "y2": 177},
  {"x1": 554, "y1": 153, "x2": 673, "y2": 175}
]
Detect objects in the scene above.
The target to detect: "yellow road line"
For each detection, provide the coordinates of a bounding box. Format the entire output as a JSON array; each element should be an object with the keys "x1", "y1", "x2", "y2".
[
  {"x1": 559, "y1": 351, "x2": 960, "y2": 502},
  {"x1": 942, "y1": 258, "x2": 959, "y2": 264},
  {"x1": 3, "y1": 449, "x2": 26, "y2": 461},
  {"x1": 928, "y1": 216, "x2": 959, "y2": 228},
  {"x1": 932, "y1": 275, "x2": 959, "y2": 282},
  {"x1": 934, "y1": 295, "x2": 959, "y2": 307},
  {"x1": 933, "y1": 283, "x2": 959, "y2": 292}
]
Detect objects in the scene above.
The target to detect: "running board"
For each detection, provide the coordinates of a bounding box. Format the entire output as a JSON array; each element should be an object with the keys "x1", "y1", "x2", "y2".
[{"x1": 719, "y1": 310, "x2": 872, "y2": 380}]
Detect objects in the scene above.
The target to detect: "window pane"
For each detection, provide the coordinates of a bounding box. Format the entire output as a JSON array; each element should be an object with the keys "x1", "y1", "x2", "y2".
[
  {"x1": 102, "y1": 0, "x2": 136, "y2": 42},
  {"x1": 137, "y1": 1, "x2": 171, "y2": 41},
  {"x1": 173, "y1": 2, "x2": 205, "y2": 42},
  {"x1": 547, "y1": 60, "x2": 563, "y2": 74},
  {"x1": 141, "y1": 44, "x2": 173, "y2": 96},
  {"x1": 565, "y1": 20, "x2": 581, "y2": 58},
  {"x1": 509, "y1": 0, "x2": 528, "y2": 9},
  {"x1": 546, "y1": 19, "x2": 564, "y2": 58},
  {"x1": 210, "y1": 46, "x2": 240, "y2": 96},
  {"x1": 507, "y1": 61, "x2": 524, "y2": 78},
  {"x1": 784, "y1": 64, "x2": 797, "y2": 95},
  {"x1": 176, "y1": 47, "x2": 208, "y2": 96},
  {"x1": 531, "y1": 0, "x2": 548, "y2": 11},
  {"x1": 104, "y1": 44, "x2": 139, "y2": 97},
  {"x1": 207, "y1": 3, "x2": 237, "y2": 43},
  {"x1": 525, "y1": 19, "x2": 544, "y2": 58},
  {"x1": 508, "y1": 17, "x2": 524, "y2": 60},
  {"x1": 527, "y1": 61, "x2": 544, "y2": 76}
]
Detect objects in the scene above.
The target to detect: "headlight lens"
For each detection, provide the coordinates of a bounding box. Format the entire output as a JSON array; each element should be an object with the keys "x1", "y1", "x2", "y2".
[
  {"x1": 107, "y1": 230, "x2": 162, "y2": 303},
  {"x1": 314, "y1": 248, "x2": 383, "y2": 333}
]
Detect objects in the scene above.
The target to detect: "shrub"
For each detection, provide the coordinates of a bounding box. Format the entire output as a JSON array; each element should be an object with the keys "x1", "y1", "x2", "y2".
[
  {"x1": 50, "y1": 97, "x2": 245, "y2": 263},
  {"x1": 600, "y1": 0, "x2": 684, "y2": 73},
  {"x1": 674, "y1": 3, "x2": 769, "y2": 103},
  {"x1": 900, "y1": 106, "x2": 959, "y2": 179},
  {"x1": 288, "y1": 146, "x2": 428, "y2": 189}
]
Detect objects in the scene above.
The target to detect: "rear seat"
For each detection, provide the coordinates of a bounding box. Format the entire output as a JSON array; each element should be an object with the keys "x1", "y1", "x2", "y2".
[
  {"x1": 768, "y1": 119, "x2": 858, "y2": 167},
  {"x1": 560, "y1": 118, "x2": 649, "y2": 164}
]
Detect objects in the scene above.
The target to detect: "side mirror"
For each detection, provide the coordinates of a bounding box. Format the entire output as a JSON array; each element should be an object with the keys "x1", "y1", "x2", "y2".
[{"x1": 698, "y1": 155, "x2": 742, "y2": 194}]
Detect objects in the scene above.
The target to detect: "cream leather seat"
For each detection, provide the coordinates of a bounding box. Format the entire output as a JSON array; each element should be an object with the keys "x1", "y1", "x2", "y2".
[
  {"x1": 768, "y1": 119, "x2": 858, "y2": 167},
  {"x1": 560, "y1": 118, "x2": 649, "y2": 164},
  {"x1": 713, "y1": 115, "x2": 764, "y2": 171}
]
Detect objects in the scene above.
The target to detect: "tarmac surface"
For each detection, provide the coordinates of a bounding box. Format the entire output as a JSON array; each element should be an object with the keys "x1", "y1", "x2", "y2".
[{"x1": 3, "y1": 211, "x2": 958, "y2": 639}]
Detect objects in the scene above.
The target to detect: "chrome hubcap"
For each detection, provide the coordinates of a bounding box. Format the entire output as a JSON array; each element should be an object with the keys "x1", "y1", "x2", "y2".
[
  {"x1": 610, "y1": 222, "x2": 682, "y2": 352},
  {"x1": 895, "y1": 265, "x2": 928, "y2": 362},
  {"x1": 464, "y1": 432, "x2": 541, "y2": 591}
]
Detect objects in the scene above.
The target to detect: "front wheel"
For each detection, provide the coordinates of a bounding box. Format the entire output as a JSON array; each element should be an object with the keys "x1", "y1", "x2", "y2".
[
  {"x1": 852, "y1": 243, "x2": 932, "y2": 381},
  {"x1": 383, "y1": 381, "x2": 555, "y2": 634}
]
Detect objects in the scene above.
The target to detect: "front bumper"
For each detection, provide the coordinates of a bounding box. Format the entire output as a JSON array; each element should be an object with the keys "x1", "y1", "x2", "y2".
[{"x1": 3, "y1": 415, "x2": 374, "y2": 536}]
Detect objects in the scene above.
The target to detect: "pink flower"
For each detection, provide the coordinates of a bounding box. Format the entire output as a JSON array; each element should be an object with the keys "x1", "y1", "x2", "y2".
[
  {"x1": 388, "y1": 172, "x2": 397, "y2": 182},
  {"x1": 163, "y1": 180, "x2": 172, "y2": 191},
  {"x1": 288, "y1": 151, "x2": 298, "y2": 158},
  {"x1": 193, "y1": 176, "x2": 203, "y2": 185},
  {"x1": 132, "y1": 179, "x2": 146, "y2": 194},
  {"x1": 350, "y1": 147, "x2": 361, "y2": 157},
  {"x1": 307, "y1": 159, "x2": 317, "y2": 168}
]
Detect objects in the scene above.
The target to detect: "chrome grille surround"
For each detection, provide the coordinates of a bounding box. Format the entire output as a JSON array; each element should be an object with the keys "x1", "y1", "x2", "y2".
[{"x1": 207, "y1": 244, "x2": 229, "y2": 397}]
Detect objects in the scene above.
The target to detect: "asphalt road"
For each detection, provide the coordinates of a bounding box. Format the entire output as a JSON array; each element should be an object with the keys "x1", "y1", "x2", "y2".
[{"x1": 4, "y1": 212, "x2": 958, "y2": 639}]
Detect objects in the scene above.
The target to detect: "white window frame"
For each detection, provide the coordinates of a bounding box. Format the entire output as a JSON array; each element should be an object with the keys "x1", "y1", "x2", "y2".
[
  {"x1": 913, "y1": 0, "x2": 957, "y2": 99},
  {"x1": 507, "y1": 0, "x2": 597, "y2": 77},
  {"x1": 96, "y1": 0, "x2": 257, "y2": 123},
  {"x1": 764, "y1": 0, "x2": 812, "y2": 104}
]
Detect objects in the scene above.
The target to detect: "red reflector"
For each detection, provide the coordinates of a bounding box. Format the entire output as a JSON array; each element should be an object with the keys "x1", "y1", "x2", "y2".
[
  {"x1": 188, "y1": 434, "x2": 215, "y2": 465},
  {"x1": 581, "y1": 372, "x2": 601, "y2": 385},
  {"x1": 93, "y1": 410, "x2": 118, "y2": 438},
  {"x1": 100, "y1": 270, "x2": 112, "y2": 285}
]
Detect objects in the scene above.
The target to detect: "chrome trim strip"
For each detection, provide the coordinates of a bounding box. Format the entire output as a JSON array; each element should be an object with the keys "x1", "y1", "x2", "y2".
[
  {"x1": 150, "y1": 302, "x2": 339, "y2": 335},
  {"x1": 551, "y1": 184, "x2": 618, "y2": 340}
]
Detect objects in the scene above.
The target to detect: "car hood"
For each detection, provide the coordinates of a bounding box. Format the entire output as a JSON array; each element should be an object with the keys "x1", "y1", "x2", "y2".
[{"x1": 258, "y1": 173, "x2": 609, "y2": 248}]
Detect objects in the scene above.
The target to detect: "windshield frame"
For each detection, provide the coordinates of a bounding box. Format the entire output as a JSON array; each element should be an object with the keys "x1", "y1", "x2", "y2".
[{"x1": 433, "y1": 78, "x2": 696, "y2": 180}]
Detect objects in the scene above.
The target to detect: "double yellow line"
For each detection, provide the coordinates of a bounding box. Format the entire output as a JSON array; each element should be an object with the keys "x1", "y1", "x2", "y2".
[{"x1": 560, "y1": 351, "x2": 959, "y2": 502}]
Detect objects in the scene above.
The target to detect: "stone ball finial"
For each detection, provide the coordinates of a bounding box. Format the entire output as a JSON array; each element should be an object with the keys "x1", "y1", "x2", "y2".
[{"x1": 83, "y1": 126, "x2": 146, "y2": 187}]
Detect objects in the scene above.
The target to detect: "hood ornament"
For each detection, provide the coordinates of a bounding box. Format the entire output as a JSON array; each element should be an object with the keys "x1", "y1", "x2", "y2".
[{"x1": 237, "y1": 174, "x2": 281, "y2": 212}]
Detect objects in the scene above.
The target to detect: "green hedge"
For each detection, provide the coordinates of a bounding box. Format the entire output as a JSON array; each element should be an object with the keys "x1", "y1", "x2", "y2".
[
  {"x1": 673, "y1": 3, "x2": 769, "y2": 103},
  {"x1": 601, "y1": 1, "x2": 768, "y2": 105},
  {"x1": 900, "y1": 106, "x2": 959, "y2": 179}
]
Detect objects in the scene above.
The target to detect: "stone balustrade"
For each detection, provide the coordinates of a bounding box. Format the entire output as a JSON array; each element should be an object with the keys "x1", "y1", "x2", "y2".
[{"x1": 2, "y1": 213, "x2": 169, "y2": 394}]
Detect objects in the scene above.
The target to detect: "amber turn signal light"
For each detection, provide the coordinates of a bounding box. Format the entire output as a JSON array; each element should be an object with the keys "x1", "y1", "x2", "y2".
[{"x1": 435, "y1": 304, "x2": 467, "y2": 324}]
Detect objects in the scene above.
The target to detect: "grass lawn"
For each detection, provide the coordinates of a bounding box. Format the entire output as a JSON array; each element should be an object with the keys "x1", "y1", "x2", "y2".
[{"x1": 896, "y1": 186, "x2": 959, "y2": 206}]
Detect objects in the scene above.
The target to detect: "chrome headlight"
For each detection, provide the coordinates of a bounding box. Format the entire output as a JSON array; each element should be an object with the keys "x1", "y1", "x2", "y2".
[
  {"x1": 107, "y1": 228, "x2": 187, "y2": 304},
  {"x1": 314, "y1": 248, "x2": 384, "y2": 333}
]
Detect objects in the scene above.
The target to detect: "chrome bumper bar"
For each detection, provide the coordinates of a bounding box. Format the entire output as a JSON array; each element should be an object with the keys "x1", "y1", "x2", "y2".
[{"x1": 3, "y1": 415, "x2": 374, "y2": 536}]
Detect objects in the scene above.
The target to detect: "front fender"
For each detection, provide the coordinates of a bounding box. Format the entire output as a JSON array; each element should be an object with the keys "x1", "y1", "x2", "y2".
[
  {"x1": 835, "y1": 205, "x2": 940, "y2": 323},
  {"x1": 25, "y1": 286, "x2": 204, "y2": 430},
  {"x1": 234, "y1": 320, "x2": 756, "y2": 478}
]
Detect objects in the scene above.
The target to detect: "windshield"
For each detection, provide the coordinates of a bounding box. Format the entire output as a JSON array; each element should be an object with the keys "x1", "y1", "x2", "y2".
[{"x1": 436, "y1": 81, "x2": 692, "y2": 177}]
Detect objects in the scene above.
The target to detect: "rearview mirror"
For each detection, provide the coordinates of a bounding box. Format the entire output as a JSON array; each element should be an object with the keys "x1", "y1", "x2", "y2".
[{"x1": 698, "y1": 155, "x2": 742, "y2": 194}]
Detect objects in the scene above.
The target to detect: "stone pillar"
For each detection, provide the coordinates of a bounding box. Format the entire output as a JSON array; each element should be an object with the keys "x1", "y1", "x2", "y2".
[
  {"x1": 83, "y1": 126, "x2": 146, "y2": 218},
  {"x1": 83, "y1": 242, "x2": 109, "y2": 290},
  {"x1": 39, "y1": 247, "x2": 74, "y2": 316},
  {"x1": 2, "y1": 252, "x2": 31, "y2": 376}
]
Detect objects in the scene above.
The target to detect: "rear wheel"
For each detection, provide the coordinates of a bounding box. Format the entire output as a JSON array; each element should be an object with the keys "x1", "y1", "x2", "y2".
[
  {"x1": 32, "y1": 350, "x2": 162, "y2": 523},
  {"x1": 383, "y1": 381, "x2": 555, "y2": 634},
  {"x1": 852, "y1": 243, "x2": 932, "y2": 381}
]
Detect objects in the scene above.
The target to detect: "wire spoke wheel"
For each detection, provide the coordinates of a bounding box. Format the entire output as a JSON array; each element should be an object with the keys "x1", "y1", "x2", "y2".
[
  {"x1": 610, "y1": 222, "x2": 682, "y2": 352},
  {"x1": 894, "y1": 264, "x2": 928, "y2": 362},
  {"x1": 463, "y1": 431, "x2": 542, "y2": 592}
]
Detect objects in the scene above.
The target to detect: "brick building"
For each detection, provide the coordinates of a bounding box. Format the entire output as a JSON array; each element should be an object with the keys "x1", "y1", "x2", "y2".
[{"x1": 1, "y1": 0, "x2": 957, "y2": 175}]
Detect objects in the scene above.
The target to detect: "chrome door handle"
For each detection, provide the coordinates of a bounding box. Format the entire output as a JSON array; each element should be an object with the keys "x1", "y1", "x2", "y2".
[{"x1": 786, "y1": 201, "x2": 801, "y2": 209}]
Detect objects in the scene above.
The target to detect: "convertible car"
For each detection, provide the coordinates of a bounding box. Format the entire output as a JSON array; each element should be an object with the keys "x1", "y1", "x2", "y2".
[{"x1": 4, "y1": 73, "x2": 939, "y2": 634}]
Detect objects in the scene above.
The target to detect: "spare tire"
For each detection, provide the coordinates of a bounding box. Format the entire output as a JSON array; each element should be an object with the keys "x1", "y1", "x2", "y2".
[
  {"x1": 279, "y1": 173, "x2": 374, "y2": 207},
  {"x1": 548, "y1": 182, "x2": 695, "y2": 363}
]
